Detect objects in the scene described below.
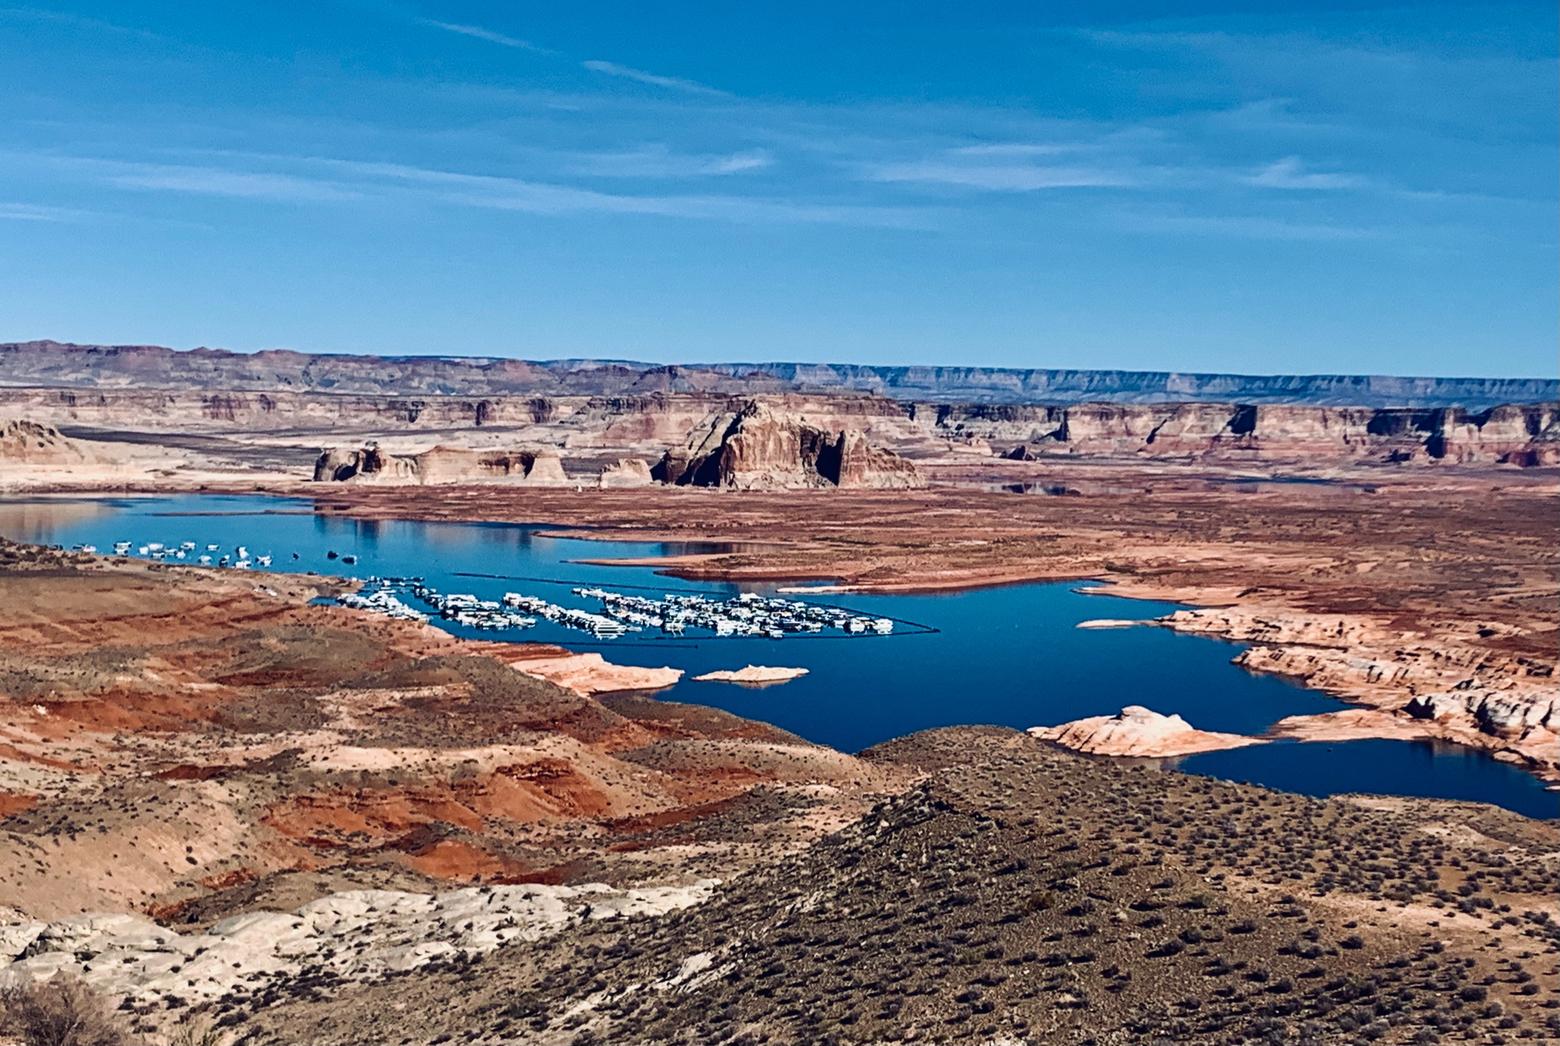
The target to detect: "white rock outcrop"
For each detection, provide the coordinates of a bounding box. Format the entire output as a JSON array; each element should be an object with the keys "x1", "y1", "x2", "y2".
[
  {"x1": 0, "y1": 880, "x2": 717, "y2": 1006},
  {"x1": 693, "y1": 666, "x2": 810, "y2": 686}
]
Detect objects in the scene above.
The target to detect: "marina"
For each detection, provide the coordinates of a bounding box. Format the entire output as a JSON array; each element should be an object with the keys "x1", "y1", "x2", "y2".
[
  {"x1": 68, "y1": 541, "x2": 914, "y2": 641},
  {"x1": 10, "y1": 493, "x2": 1556, "y2": 819}
]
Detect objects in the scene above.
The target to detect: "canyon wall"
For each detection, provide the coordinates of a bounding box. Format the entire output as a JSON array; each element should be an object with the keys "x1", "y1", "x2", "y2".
[
  {"x1": 5, "y1": 384, "x2": 1554, "y2": 467},
  {"x1": 0, "y1": 386, "x2": 910, "y2": 442},
  {"x1": 6, "y1": 340, "x2": 1554, "y2": 407},
  {"x1": 929, "y1": 401, "x2": 1560, "y2": 466}
]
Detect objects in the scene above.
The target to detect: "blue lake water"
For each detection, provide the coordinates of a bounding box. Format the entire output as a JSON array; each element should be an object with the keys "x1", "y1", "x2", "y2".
[{"x1": 3, "y1": 493, "x2": 1554, "y2": 820}]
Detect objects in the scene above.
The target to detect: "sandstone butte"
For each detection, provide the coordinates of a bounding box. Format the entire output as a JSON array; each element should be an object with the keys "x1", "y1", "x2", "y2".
[
  {"x1": 652, "y1": 400, "x2": 925, "y2": 490},
  {"x1": 692, "y1": 666, "x2": 811, "y2": 686},
  {"x1": 1029, "y1": 705, "x2": 1266, "y2": 758},
  {"x1": 313, "y1": 443, "x2": 569, "y2": 485}
]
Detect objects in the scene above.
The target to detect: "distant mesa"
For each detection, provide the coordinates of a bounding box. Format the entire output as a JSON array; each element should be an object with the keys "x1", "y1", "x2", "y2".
[
  {"x1": 314, "y1": 443, "x2": 568, "y2": 485},
  {"x1": 7, "y1": 339, "x2": 1558, "y2": 407},
  {"x1": 652, "y1": 400, "x2": 925, "y2": 490},
  {"x1": 1029, "y1": 705, "x2": 1265, "y2": 758},
  {"x1": 597, "y1": 457, "x2": 654, "y2": 489},
  {"x1": 693, "y1": 665, "x2": 810, "y2": 686}
]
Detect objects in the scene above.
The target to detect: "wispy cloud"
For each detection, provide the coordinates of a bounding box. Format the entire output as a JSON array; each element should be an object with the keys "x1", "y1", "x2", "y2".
[
  {"x1": 318, "y1": 156, "x2": 915, "y2": 226},
  {"x1": 581, "y1": 59, "x2": 729, "y2": 97},
  {"x1": 949, "y1": 143, "x2": 1087, "y2": 158},
  {"x1": 418, "y1": 18, "x2": 550, "y2": 54},
  {"x1": 567, "y1": 145, "x2": 773, "y2": 179},
  {"x1": 1244, "y1": 156, "x2": 1366, "y2": 191},
  {"x1": 863, "y1": 157, "x2": 1136, "y2": 192},
  {"x1": 0, "y1": 6, "x2": 160, "y2": 40},
  {"x1": 0, "y1": 201, "x2": 84, "y2": 222},
  {"x1": 1115, "y1": 209, "x2": 1380, "y2": 242},
  {"x1": 98, "y1": 161, "x2": 362, "y2": 202},
  {"x1": 30, "y1": 150, "x2": 921, "y2": 229}
]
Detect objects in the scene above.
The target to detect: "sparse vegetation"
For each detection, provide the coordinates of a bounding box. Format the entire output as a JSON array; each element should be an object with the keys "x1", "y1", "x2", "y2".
[{"x1": 0, "y1": 977, "x2": 134, "y2": 1046}]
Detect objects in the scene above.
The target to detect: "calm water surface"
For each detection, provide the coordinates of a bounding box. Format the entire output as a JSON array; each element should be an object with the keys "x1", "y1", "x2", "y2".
[{"x1": 4, "y1": 493, "x2": 1553, "y2": 820}]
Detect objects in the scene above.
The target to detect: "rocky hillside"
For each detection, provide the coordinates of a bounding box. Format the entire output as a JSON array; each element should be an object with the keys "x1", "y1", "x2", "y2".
[
  {"x1": 0, "y1": 544, "x2": 906, "y2": 925},
  {"x1": 653, "y1": 401, "x2": 924, "y2": 489},
  {"x1": 228, "y1": 729, "x2": 1560, "y2": 1045},
  {"x1": 5, "y1": 340, "x2": 1553, "y2": 407}
]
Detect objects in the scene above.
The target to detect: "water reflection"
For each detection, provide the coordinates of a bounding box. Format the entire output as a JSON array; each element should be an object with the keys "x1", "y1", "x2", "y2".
[{"x1": 0, "y1": 498, "x2": 116, "y2": 543}]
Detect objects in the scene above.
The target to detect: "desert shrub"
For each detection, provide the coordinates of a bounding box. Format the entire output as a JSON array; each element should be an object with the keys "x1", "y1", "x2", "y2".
[{"x1": 0, "y1": 977, "x2": 134, "y2": 1046}]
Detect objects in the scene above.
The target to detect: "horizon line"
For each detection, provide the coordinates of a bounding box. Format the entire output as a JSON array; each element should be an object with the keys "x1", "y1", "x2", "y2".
[{"x1": 3, "y1": 337, "x2": 1556, "y2": 386}]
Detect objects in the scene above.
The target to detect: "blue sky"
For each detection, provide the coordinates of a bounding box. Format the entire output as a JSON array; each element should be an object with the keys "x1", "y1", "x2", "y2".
[{"x1": 1, "y1": 2, "x2": 1554, "y2": 376}]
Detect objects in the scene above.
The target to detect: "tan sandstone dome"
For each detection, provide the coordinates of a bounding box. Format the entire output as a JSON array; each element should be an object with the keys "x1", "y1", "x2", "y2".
[
  {"x1": 652, "y1": 400, "x2": 924, "y2": 490},
  {"x1": 0, "y1": 419, "x2": 104, "y2": 465},
  {"x1": 597, "y1": 457, "x2": 654, "y2": 488},
  {"x1": 1029, "y1": 705, "x2": 1264, "y2": 758},
  {"x1": 314, "y1": 443, "x2": 568, "y2": 485}
]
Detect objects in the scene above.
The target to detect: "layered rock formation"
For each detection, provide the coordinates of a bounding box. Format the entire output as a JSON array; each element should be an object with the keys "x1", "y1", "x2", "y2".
[
  {"x1": 1029, "y1": 705, "x2": 1263, "y2": 757},
  {"x1": 7, "y1": 369, "x2": 1555, "y2": 468},
  {"x1": 314, "y1": 443, "x2": 568, "y2": 485},
  {"x1": 653, "y1": 401, "x2": 924, "y2": 490},
  {"x1": 938, "y1": 401, "x2": 1560, "y2": 466}
]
